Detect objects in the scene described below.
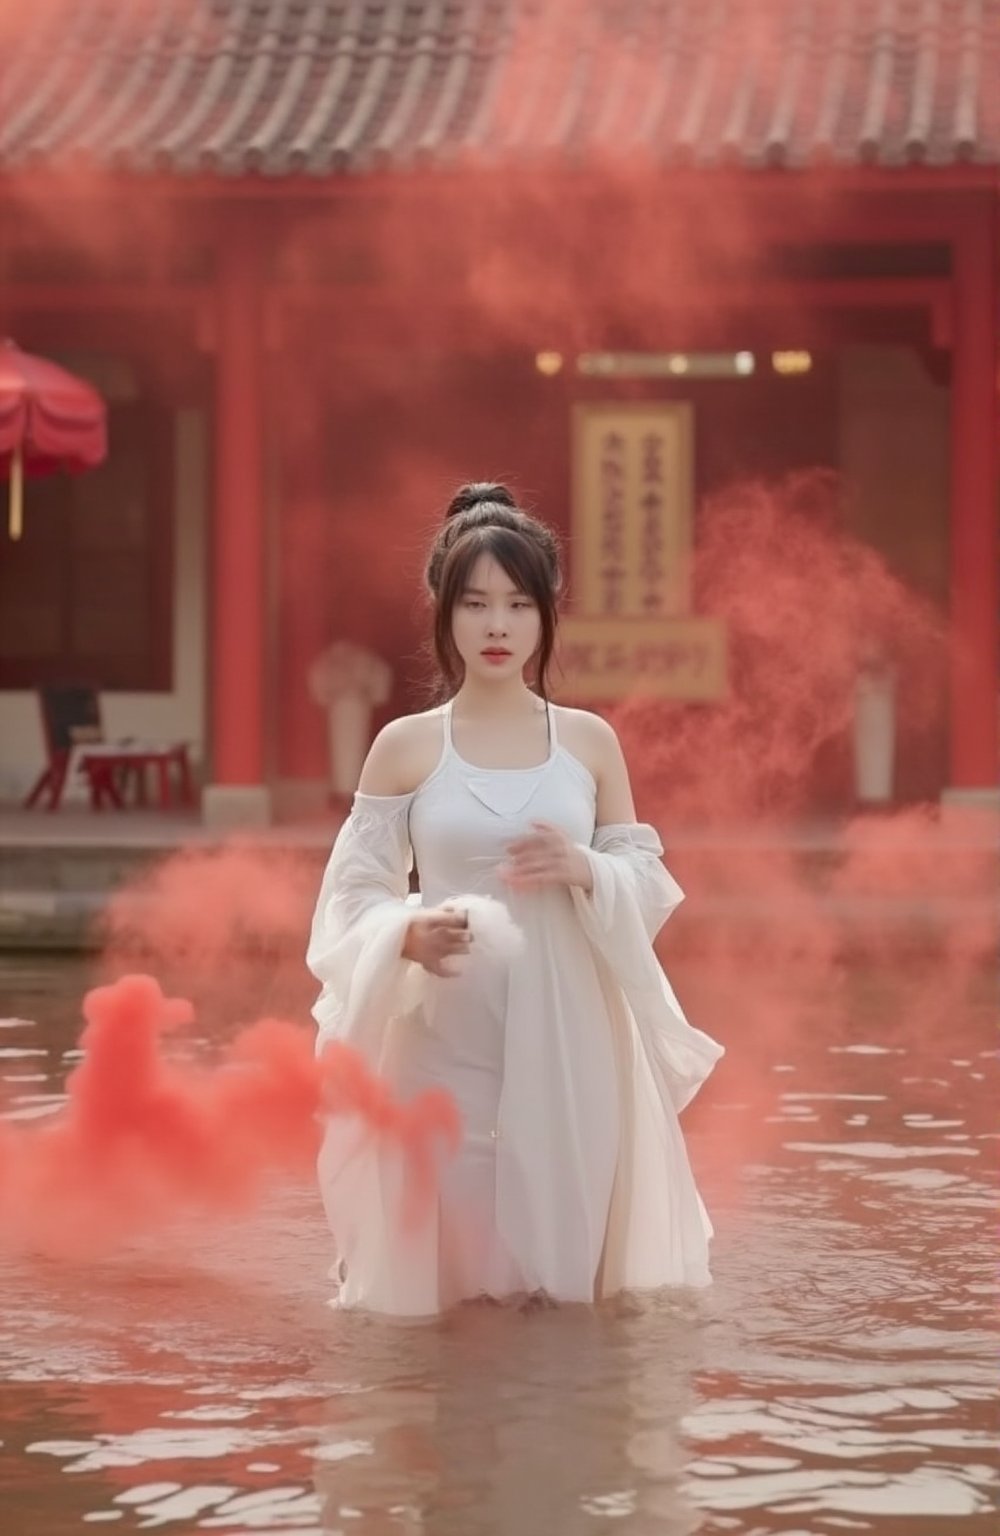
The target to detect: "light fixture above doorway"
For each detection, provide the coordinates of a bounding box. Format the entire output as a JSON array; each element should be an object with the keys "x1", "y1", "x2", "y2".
[
  {"x1": 575, "y1": 351, "x2": 757, "y2": 379},
  {"x1": 771, "y1": 350, "x2": 814, "y2": 375}
]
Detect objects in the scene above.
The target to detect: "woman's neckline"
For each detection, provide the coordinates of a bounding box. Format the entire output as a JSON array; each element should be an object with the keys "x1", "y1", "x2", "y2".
[
  {"x1": 445, "y1": 697, "x2": 557, "y2": 773},
  {"x1": 450, "y1": 748, "x2": 554, "y2": 774}
]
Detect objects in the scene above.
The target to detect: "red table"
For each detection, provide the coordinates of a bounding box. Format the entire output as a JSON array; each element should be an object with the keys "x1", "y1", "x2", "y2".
[{"x1": 78, "y1": 745, "x2": 195, "y2": 810}]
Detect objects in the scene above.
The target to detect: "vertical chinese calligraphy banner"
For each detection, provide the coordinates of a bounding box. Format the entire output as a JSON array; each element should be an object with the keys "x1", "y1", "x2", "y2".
[
  {"x1": 572, "y1": 402, "x2": 694, "y2": 618},
  {"x1": 560, "y1": 400, "x2": 726, "y2": 700}
]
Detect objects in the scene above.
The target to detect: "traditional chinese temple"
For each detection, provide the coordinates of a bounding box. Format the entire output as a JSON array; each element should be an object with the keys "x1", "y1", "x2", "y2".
[{"x1": 0, "y1": 0, "x2": 997, "y2": 824}]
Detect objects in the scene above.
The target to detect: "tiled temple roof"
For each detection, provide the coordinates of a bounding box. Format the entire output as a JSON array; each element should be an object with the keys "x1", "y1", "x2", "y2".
[{"x1": 1, "y1": 0, "x2": 998, "y2": 177}]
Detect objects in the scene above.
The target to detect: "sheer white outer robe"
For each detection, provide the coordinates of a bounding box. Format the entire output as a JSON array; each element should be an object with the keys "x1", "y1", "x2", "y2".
[{"x1": 306, "y1": 723, "x2": 724, "y2": 1316}]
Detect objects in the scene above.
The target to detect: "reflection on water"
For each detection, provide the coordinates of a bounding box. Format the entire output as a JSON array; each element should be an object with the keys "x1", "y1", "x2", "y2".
[{"x1": 0, "y1": 954, "x2": 997, "y2": 1534}]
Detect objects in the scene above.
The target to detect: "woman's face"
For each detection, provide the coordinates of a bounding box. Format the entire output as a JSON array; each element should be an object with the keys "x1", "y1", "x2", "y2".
[{"x1": 450, "y1": 553, "x2": 542, "y2": 683}]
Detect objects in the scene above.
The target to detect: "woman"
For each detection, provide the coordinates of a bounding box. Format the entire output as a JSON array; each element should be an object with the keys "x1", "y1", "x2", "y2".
[{"x1": 307, "y1": 483, "x2": 723, "y2": 1315}]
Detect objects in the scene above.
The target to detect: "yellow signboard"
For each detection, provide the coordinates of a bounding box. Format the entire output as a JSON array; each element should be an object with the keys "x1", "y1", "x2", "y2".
[
  {"x1": 564, "y1": 402, "x2": 726, "y2": 701},
  {"x1": 572, "y1": 401, "x2": 694, "y2": 618},
  {"x1": 555, "y1": 617, "x2": 727, "y2": 701}
]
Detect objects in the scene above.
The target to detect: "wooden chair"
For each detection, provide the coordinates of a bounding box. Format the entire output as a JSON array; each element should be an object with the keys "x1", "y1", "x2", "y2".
[{"x1": 23, "y1": 684, "x2": 194, "y2": 812}]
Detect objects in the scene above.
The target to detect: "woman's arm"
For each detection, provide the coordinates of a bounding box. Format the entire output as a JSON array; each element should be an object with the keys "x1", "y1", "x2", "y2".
[{"x1": 589, "y1": 713, "x2": 637, "y2": 828}]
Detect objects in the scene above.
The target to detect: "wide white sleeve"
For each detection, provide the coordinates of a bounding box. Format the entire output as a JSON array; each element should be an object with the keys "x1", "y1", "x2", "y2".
[
  {"x1": 307, "y1": 792, "x2": 420, "y2": 1065},
  {"x1": 570, "y1": 822, "x2": 723, "y2": 1111},
  {"x1": 582, "y1": 821, "x2": 685, "y2": 943}
]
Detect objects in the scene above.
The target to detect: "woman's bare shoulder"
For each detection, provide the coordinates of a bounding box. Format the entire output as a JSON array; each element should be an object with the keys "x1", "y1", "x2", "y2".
[
  {"x1": 554, "y1": 704, "x2": 622, "y2": 762},
  {"x1": 357, "y1": 707, "x2": 446, "y2": 796},
  {"x1": 554, "y1": 705, "x2": 635, "y2": 821}
]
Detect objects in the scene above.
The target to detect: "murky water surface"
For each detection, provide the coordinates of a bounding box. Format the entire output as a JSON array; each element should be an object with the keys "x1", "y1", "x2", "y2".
[{"x1": 1, "y1": 955, "x2": 996, "y2": 1534}]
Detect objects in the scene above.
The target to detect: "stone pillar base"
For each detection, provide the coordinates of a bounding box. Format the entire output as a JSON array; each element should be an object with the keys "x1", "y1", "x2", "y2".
[{"x1": 201, "y1": 784, "x2": 273, "y2": 831}]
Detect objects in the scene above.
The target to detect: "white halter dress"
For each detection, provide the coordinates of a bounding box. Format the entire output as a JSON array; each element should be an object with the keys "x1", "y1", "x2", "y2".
[{"x1": 389, "y1": 699, "x2": 619, "y2": 1304}]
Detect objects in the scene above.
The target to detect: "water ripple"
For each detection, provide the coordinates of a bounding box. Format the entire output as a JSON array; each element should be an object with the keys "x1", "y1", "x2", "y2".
[{"x1": 1, "y1": 958, "x2": 997, "y2": 1534}]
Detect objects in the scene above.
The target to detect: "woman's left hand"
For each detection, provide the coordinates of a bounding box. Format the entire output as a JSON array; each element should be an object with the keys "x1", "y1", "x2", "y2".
[{"x1": 500, "y1": 822, "x2": 594, "y2": 893}]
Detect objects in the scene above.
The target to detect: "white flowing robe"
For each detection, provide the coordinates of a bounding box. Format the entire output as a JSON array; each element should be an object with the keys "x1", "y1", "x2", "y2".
[{"x1": 307, "y1": 802, "x2": 724, "y2": 1315}]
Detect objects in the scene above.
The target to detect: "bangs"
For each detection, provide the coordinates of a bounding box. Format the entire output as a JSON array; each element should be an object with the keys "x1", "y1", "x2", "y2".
[{"x1": 451, "y1": 527, "x2": 547, "y2": 603}]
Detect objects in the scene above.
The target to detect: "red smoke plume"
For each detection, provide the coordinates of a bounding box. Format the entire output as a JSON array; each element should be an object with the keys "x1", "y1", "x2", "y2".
[
  {"x1": 95, "y1": 842, "x2": 321, "y2": 1024},
  {"x1": 616, "y1": 472, "x2": 945, "y2": 826},
  {"x1": 0, "y1": 974, "x2": 460, "y2": 1260}
]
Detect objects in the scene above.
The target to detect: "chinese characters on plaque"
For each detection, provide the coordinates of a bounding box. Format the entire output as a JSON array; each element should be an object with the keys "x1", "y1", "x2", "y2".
[{"x1": 557, "y1": 403, "x2": 727, "y2": 701}]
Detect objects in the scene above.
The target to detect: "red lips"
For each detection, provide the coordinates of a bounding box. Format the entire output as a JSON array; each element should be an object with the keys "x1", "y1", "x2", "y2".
[{"x1": 481, "y1": 649, "x2": 512, "y2": 657}]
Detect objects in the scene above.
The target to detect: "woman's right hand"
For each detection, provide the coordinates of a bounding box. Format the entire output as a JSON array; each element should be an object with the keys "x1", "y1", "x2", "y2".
[{"x1": 401, "y1": 907, "x2": 471, "y2": 977}]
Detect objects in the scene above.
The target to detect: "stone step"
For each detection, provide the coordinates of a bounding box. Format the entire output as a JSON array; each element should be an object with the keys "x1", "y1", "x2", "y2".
[{"x1": 0, "y1": 815, "x2": 993, "y2": 953}]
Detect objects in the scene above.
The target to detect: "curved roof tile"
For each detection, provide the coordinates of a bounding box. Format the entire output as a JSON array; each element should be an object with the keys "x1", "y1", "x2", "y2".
[{"x1": 0, "y1": 0, "x2": 998, "y2": 176}]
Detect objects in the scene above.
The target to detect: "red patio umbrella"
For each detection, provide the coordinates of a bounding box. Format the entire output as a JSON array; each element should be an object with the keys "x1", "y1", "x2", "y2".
[{"x1": 0, "y1": 340, "x2": 107, "y2": 540}]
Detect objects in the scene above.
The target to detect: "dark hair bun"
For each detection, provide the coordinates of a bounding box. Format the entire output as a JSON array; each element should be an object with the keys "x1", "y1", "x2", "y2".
[{"x1": 445, "y1": 482, "x2": 518, "y2": 521}]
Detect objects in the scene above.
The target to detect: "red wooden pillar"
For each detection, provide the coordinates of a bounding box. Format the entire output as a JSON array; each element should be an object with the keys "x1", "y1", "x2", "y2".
[
  {"x1": 203, "y1": 218, "x2": 270, "y2": 826},
  {"x1": 947, "y1": 207, "x2": 999, "y2": 797}
]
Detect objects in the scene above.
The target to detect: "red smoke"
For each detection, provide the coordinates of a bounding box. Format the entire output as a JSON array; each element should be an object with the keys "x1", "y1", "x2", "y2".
[
  {"x1": 597, "y1": 472, "x2": 996, "y2": 1184},
  {"x1": 0, "y1": 974, "x2": 460, "y2": 1260},
  {"x1": 616, "y1": 472, "x2": 945, "y2": 827},
  {"x1": 99, "y1": 843, "x2": 316, "y2": 964},
  {"x1": 95, "y1": 841, "x2": 322, "y2": 1026}
]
